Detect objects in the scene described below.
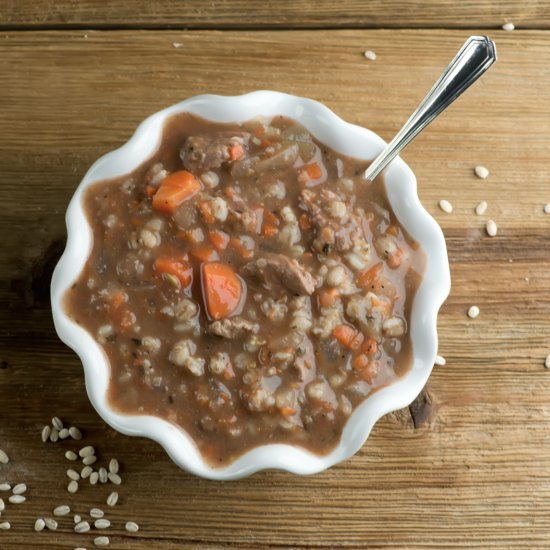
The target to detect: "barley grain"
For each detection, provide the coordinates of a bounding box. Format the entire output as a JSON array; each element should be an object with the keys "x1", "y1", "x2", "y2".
[
  {"x1": 468, "y1": 305, "x2": 480, "y2": 319},
  {"x1": 44, "y1": 518, "x2": 58, "y2": 530},
  {"x1": 81, "y1": 466, "x2": 93, "y2": 479},
  {"x1": 34, "y1": 518, "x2": 45, "y2": 531},
  {"x1": 502, "y1": 22, "x2": 515, "y2": 31},
  {"x1": 65, "y1": 450, "x2": 78, "y2": 461},
  {"x1": 0, "y1": 521, "x2": 10, "y2": 530},
  {"x1": 90, "y1": 508, "x2": 104, "y2": 519},
  {"x1": 0, "y1": 498, "x2": 4, "y2": 511},
  {"x1": 54, "y1": 505, "x2": 71, "y2": 516},
  {"x1": 486, "y1": 219, "x2": 498, "y2": 237},
  {"x1": 90, "y1": 471, "x2": 99, "y2": 485},
  {"x1": 107, "y1": 472, "x2": 121, "y2": 485},
  {"x1": 108, "y1": 459, "x2": 119, "y2": 475},
  {"x1": 125, "y1": 521, "x2": 139, "y2": 533},
  {"x1": 67, "y1": 469, "x2": 80, "y2": 481},
  {"x1": 50, "y1": 428, "x2": 59, "y2": 442},
  {"x1": 67, "y1": 480, "x2": 79, "y2": 494},
  {"x1": 79, "y1": 446, "x2": 95, "y2": 458},
  {"x1": 439, "y1": 199, "x2": 453, "y2": 213},
  {"x1": 435, "y1": 354, "x2": 446, "y2": 366},
  {"x1": 363, "y1": 50, "x2": 376, "y2": 60},
  {"x1": 9, "y1": 494, "x2": 25, "y2": 504},
  {"x1": 106, "y1": 491, "x2": 118, "y2": 507},
  {"x1": 99, "y1": 468, "x2": 108, "y2": 484},
  {"x1": 474, "y1": 165, "x2": 489, "y2": 179},
  {"x1": 545, "y1": 355, "x2": 550, "y2": 369},
  {"x1": 83, "y1": 455, "x2": 97, "y2": 466},
  {"x1": 52, "y1": 417, "x2": 63, "y2": 431},
  {"x1": 59, "y1": 428, "x2": 70, "y2": 440},
  {"x1": 12, "y1": 483, "x2": 26, "y2": 495},
  {"x1": 94, "y1": 536, "x2": 110, "y2": 546},
  {"x1": 544, "y1": 203, "x2": 550, "y2": 214},
  {"x1": 0, "y1": 450, "x2": 8, "y2": 464},
  {"x1": 41, "y1": 425, "x2": 51, "y2": 443},
  {"x1": 74, "y1": 514, "x2": 82, "y2": 524},
  {"x1": 75, "y1": 520, "x2": 91, "y2": 533},
  {"x1": 69, "y1": 427, "x2": 83, "y2": 440},
  {"x1": 0, "y1": 483, "x2": 10, "y2": 491},
  {"x1": 94, "y1": 518, "x2": 111, "y2": 529},
  {"x1": 475, "y1": 201, "x2": 488, "y2": 215}
]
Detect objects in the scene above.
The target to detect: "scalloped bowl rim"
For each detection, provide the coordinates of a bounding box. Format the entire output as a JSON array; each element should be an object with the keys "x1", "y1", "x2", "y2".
[{"x1": 50, "y1": 91, "x2": 450, "y2": 480}]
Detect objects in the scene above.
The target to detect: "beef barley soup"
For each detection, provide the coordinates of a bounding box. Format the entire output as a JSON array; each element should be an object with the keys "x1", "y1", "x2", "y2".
[{"x1": 64, "y1": 113, "x2": 426, "y2": 466}]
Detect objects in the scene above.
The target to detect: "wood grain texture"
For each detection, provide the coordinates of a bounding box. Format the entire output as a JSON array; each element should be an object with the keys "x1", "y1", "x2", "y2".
[
  {"x1": 1, "y1": 0, "x2": 550, "y2": 29},
  {"x1": 1, "y1": 28, "x2": 550, "y2": 548}
]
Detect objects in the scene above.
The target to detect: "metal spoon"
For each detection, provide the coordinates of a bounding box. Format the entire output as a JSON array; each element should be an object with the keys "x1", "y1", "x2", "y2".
[{"x1": 364, "y1": 35, "x2": 497, "y2": 181}]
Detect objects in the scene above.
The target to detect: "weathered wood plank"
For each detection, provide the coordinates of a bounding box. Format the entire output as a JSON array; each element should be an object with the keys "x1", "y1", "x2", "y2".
[
  {"x1": 1, "y1": 29, "x2": 550, "y2": 548},
  {"x1": 0, "y1": 0, "x2": 549, "y2": 29}
]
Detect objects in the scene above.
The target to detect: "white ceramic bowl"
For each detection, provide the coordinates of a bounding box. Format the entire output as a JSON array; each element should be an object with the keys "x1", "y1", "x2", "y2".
[{"x1": 51, "y1": 91, "x2": 450, "y2": 480}]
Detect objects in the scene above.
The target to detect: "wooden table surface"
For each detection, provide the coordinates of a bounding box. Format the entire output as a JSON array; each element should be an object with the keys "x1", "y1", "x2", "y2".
[{"x1": 1, "y1": 2, "x2": 550, "y2": 548}]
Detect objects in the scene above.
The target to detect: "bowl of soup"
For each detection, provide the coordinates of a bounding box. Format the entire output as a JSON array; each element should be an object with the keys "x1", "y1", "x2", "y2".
[{"x1": 51, "y1": 91, "x2": 450, "y2": 479}]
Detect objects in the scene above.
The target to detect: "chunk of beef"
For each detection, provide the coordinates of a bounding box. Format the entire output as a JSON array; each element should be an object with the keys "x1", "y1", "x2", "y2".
[
  {"x1": 180, "y1": 134, "x2": 249, "y2": 173},
  {"x1": 208, "y1": 316, "x2": 259, "y2": 339},
  {"x1": 241, "y1": 253, "x2": 316, "y2": 295}
]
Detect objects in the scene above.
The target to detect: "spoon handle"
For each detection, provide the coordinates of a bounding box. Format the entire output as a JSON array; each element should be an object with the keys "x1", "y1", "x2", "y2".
[{"x1": 364, "y1": 35, "x2": 497, "y2": 181}]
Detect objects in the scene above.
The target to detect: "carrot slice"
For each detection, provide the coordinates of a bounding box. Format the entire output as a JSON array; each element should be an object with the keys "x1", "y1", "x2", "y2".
[
  {"x1": 190, "y1": 245, "x2": 220, "y2": 263},
  {"x1": 202, "y1": 262, "x2": 243, "y2": 320},
  {"x1": 262, "y1": 224, "x2": 279, "y2": 237},
  {"x1": 299, "y1": 213, "x2": 311, "y2": 230},
  {"x1": 229, "y1": 236, "x2": 254, "y2": 259},
  {"x1": 352, "y1": 354, "x2": 369, "y2": 371},
  {"x1": 199, "y1": 201, "x2": 215, "y2": 224},
  {"x1": 228, "y1": 142, "x2": 245, "y2": 161},
  {"x1": 208, "y1": 229, "x2": 230, "y2": 251},
  {"x1": 318, "y1": 287, "x2": 340, "y2": 308},
  {"x1": 332, "y1": 324, "x2": 358, "y2": 348},
  {"x1": 152, "y1": 170, "x2": 201, "y2": 215},
  {"x1": 298, "y1": 162, "x2": 323, "y2": 184},
  {"x1": 361, "y1": 338, "x2": 378, "y2": 355},
  {"x1": 154, "y1": 257, "x2": 193, "y2": 288},
  {"x1": 279, "y1": 406, "x2": 296, "y2": 417},
  {"x1": 357, "y1": 262, "x2": 384, "y2": 289}
]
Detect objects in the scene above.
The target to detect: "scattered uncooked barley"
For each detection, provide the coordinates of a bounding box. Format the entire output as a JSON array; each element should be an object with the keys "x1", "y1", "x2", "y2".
[
  {"x1": 486, "y1": 219, "x2": 498, "y2": 237},
  {"x1": 0, "y1": 521, "x2": 10, "y2": 530},
  {"x1": 12, "y1": 483, "x2": 26, "y2": 495},
  {"x1": 107, "y1": 472, "x2": 121, "y2": 485},
  {"x1": 545, "y1": 355, "x2": 550, "y2": 369},
  {"x1": 502, "y1": 22, "x2": 515, "y2": 31},
  {"x1": 90, "y1": 508, "x2": 104, "y2": 519},
  {"x1": 50, "y1": 428, "x2": 59, "y2": 442},
  {"x1": 468, "y1": 305, "x2": 480, "y2": 319},
  {"x1": 41, "y1": 425, "x2": 51, "y2": 443},
  {"x1": 44, "y1": 518, "x2": 58, "y2": 530},
  {"x1": 81, "y1": 466, "x2": 93, "y2": 479},
  {"x1": 83, "y1": 455, "x2": 97, "y2": 466},
  {"x1": 94, "y1": 536, "x2": 110, "y2": 546},
  {"x1": 439, "y1": 199, "x2": 453, "y2": 213},
  {"x1": 94, "y1": 518, "x2": 111, "y2": 529},
  {"x1": 475, "y1": 201, "x2": 488, "y2": 215},
  {"x1": 435, "y1": 354, "x2": 446, "y2": 366},
  {"x1": 65, "y1": 450, "x2": 78, "y2": 461},
  {"x1": 54, "y1": 505, "x2": 71, "y2": 516},
  {"x1": 99, "y1": 468, "x2": 108, "y2": 484},
  {"x1": 0, "y1": 483, "x2": 10, "y2": 491},
  {"x1": 125, "y1": 521, "x2": 139, "y2": 533},
  {"x1": 75, "y1": 520, "x2": 91, "y2": 533},
  {"x1": 67, "y1": 469, "x2": 80, "y2": 481},
  {"x1": 173, "y1": 42, "x2": 183, "y2": 48},
  {"x1": 52, "y1": 417, "x2": 64, "y2": 431},
  {"x1": 108, "y1": 459, "x2": 119, "y2": 475},
  {"x1": 474, "y1": 165, "x2": 489, "y2": 179},
  {"x1": 106, "y1": 491, "x2": 118, "y2": 507},
  {"x1": 9, "y1": 494, "x2": 25, "y2": 504},
  {"x1": 69, "y1": 427, "x2": 83, "y2": 440},
  {"x1": 74, "y1": 514, "x2": 82, "y2": 524},
  {"x1": 67, "y1": 480, "x2": 79, "y2": 494},
  {"x1": 0, "y1": 498, "x2": 4, "y2": 511},
  {"x1": 0, "y1": 450, "x2": 8, "y2": 464},
  {"x1": 363, "y1": 50, "x2": 376, "y2": 60},
  {"x1": 544, "y1": 203, "x2": 550, "y2": 214},
  {"x1": 90, "y1": 471, "x2": 99, "y2": 485},
  {"x1": 34, "y1": 518, "x2": 46, "y2": 532},
  {"x1": 59, "y1": 428, "x2": 70, "y2": 440},
  {"x1": 79, "y1": 446, "x2": 95, "y2": 458},
  {"x1": 74, "y1": 548, "x2": 87, "y2": 550}
]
